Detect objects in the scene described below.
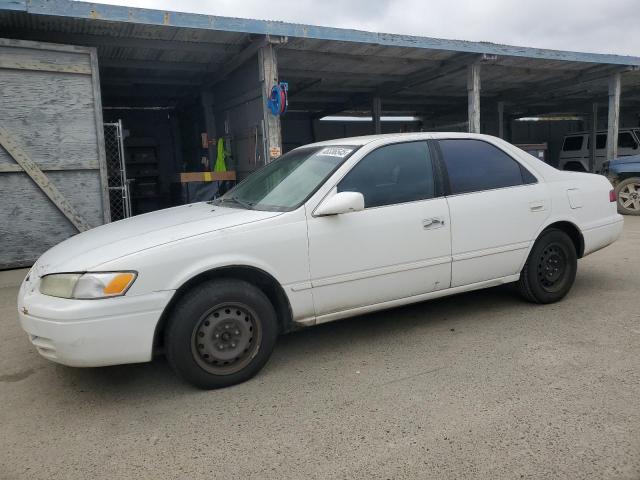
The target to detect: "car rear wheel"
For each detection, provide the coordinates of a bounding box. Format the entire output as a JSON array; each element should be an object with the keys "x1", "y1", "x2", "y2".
[
  {"x1": 518, "y1": 229, "x2": 577, "y2": 304},
  {"x1": 165, "y1": 279, "x2": 278, "y2": 389},
  {"x1": 615, "y1": 177, "x2": 640, "y2": 215}
]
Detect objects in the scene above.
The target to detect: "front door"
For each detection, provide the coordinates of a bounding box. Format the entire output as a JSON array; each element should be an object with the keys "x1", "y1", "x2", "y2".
[{"x1": 306, "y1": 140, "x2": 452, "y2": 318}]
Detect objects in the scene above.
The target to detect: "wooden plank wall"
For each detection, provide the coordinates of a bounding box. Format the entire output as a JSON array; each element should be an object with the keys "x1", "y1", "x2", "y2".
[{"x1": 0, "y1": 38, "x2": 107, "y2": 269}]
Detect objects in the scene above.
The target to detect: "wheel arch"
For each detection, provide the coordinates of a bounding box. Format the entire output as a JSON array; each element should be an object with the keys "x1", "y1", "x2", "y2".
[
  {"x1": 153, "y1": 265, "x2": 295, "y2": 353},
  {"x1": 539, "y1": 220, "x2": 585, "y2": 258}
]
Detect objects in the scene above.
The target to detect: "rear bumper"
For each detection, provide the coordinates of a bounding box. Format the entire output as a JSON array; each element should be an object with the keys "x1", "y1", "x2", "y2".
[
  {"x1": 17, "y1": 282, "x2": 174, "y2": 367},
  {"x1": 582, "y1": 216, "x2": 624, "y2": 256}
]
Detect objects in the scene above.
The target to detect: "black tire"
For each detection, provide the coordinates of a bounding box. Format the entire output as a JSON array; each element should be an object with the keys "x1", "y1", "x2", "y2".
[
  {"x1": 615, "y1": 177, "x2": 640, "y2": 216},
  {"x1": 165, "y1": 279, "x2": 278, "y2": 389},
  {"x1": 518, "y1": 229, "x2": 577, "y2": 304}
]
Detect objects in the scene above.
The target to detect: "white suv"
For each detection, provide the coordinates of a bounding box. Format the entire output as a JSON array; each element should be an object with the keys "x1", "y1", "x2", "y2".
[{"x1": 558, "y1": 128, "x2": 640, "y2": 173}]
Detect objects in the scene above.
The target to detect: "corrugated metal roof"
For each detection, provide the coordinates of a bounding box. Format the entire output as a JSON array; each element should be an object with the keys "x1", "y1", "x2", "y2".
[
  {"x1": 3, "y1": 0, "x2": 640, "y2": 66},
  {"x1": 2, "y1": 0, "x2": 640, "y2": 114}
]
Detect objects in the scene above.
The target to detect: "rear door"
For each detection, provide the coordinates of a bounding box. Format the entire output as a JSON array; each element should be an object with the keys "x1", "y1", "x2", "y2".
[{"x1": 435, "y1": 138, "x2": 550, "y2": 287}]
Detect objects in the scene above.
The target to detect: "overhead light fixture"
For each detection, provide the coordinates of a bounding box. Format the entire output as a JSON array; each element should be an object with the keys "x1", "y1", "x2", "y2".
[
  {"x1": 516, "y1": 115, "x2": 584, "y2": 122},
  {"x1": 320, "y1": 116, "x2": 420, "y2": 122}
]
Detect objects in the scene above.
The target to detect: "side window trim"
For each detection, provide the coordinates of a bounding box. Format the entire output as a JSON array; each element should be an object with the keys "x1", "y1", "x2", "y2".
[
  {"x1": 336, "y1": 140, "x2": 442, "y2": 209},
  {"x1": 428, "y1": 139, "x2": 451, "y2": 196},
  {"x1": 434, "y1": 138, "x2": 538, "y2": 197}
]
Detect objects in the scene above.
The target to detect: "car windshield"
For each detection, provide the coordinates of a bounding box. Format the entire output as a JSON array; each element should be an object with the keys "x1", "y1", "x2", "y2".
[{"x1": 212, "y1": 145, "x2": 358, "y2": 211}]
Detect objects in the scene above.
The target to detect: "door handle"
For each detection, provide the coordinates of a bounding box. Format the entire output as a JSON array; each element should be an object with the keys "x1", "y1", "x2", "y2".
[
  {"x1": 529, "y1": 201, "x2": 545, "y2": 212},
  {"x1": 423, "y1": 217, "x2": 445, "y2": 229}
]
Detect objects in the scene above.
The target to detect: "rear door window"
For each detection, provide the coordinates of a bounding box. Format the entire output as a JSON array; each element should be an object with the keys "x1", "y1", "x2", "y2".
[
  {"x1": 438, "y1": 139, "x2": 533, "y2": 195},
  {"x1": 618, "y1": 132, "x2": 638, "y2": 149},
  {"x1": 562, "y1": 136, "x2": 584, "y2": 151}
]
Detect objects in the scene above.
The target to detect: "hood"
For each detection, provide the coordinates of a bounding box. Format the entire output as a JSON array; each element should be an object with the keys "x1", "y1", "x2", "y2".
[
  {"x1": 610, "y1": 154, "x2": 640, "y2": 166},
  {"x1": 32, "y1": 202, "x2": 281, "y2": 275}
]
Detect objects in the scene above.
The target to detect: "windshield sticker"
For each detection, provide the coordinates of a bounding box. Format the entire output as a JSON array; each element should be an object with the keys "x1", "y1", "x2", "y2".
[{"x1": 319, "y1": 147, "x2": 354, "y2": 158}]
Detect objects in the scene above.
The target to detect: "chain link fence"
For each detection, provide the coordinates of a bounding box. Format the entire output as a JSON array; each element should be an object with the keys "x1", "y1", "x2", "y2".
[{"x1": 104, "y1": 121, "x2": 131, "y2": 221}]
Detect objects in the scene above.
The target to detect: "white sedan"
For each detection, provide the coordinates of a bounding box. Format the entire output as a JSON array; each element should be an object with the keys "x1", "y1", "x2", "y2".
[{"x1": 18, "y1": 133, "x2": 623, "y2": 388}]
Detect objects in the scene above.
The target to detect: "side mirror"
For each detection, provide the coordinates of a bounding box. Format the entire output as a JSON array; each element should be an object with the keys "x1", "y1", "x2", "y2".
[{"x1": 315, "y1": 191, "x2": 365, "y2": 216}]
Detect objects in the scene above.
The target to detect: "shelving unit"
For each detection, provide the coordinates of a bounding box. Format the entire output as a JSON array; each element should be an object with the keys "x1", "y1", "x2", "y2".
[{"x1": 124, "y1": 137, "x2": 164, "y2": 214}]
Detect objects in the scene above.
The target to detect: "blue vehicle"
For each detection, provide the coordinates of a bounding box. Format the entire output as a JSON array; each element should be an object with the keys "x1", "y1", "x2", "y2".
[{"x1": 603, "y1": 155, "x2": 640, "y2": 215}]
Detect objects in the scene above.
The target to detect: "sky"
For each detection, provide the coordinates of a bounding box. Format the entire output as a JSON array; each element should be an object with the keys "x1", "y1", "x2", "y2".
[{"x1": 91, "y1": 0, "x2": 640, "y2": 57}]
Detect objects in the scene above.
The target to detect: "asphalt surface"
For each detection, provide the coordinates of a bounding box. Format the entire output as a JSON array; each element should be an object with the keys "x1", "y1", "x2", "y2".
[{"x1": 1, "y1": 218, "x2": 639, "y2": 480}]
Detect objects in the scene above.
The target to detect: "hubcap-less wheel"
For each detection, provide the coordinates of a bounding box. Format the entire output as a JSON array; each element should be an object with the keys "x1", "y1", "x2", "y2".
[
  {"x1": 619, "y1": 182, "x2": 640, "y2": 212},
  {"x1": 518, "y1": 228, "x2": 577, "y2": 304},
  {"x1": 537, "y1": 243, "x2": 568, "y2": 293},
  {"x1": 191, "y1": 303, "x2": 262, "y2": 375}
]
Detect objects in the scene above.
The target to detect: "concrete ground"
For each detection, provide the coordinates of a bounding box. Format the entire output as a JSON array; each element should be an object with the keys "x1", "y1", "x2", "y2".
[{"x1": 1, "y1": 219, "x2": 639, "y2": 480}]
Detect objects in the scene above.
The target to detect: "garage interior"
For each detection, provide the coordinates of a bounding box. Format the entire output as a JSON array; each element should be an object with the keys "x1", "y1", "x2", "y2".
[{"x1": 2, "y1": 0, "x2": 640, "y2": 225}]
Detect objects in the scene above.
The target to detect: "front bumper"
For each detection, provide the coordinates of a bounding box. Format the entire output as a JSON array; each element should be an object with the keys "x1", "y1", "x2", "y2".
[{"x1": 17, "y1": 276, "x2": 174, "y2": 367}]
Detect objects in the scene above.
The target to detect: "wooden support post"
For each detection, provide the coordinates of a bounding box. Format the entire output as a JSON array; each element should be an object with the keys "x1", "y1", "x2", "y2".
[
  {"x1": 497, "y1": 101, "x2": 505, "y2": 139},
  {"x1": 258, "y1": 43, "x2": 282, "y2": 162},
  {"x1": 467, "y1": 63, "x2": 481, "y2": 133},
  {"x1": 200, "y1": 89, "x2": 216, "y2": 168},
  {"x1": 589, "y1": 102, "x2": 598, "y2": 173},
  {"x1": 89, "y1": 49, "x2": 111, "y2": 224},
  {"x1": 372, "y1": 96, "x2": 382, "y2": 134},
  {"x1": 607, "y1": 72, "x2": 621, "y2": 162}
]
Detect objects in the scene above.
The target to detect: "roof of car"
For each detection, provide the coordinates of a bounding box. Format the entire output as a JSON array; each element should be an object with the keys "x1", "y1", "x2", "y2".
[
  {"x1": 306, "y1": 132, "x2": 493, "y2": 147},
  {"x1": 565, "y1": 128, "x2": 639, "y2": 136}
]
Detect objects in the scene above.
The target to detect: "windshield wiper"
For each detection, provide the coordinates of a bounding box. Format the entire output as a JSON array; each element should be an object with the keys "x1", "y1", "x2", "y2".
[{"x1": 219, "y1": 196, "x2": 255, "y2": 210}]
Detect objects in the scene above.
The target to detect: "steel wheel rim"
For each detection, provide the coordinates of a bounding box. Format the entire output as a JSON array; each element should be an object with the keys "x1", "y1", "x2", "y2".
[
  {"x1": 619, "y1": 183, "x2": 640, "y2": 211},
  {"x1": 536, "y1": 242, "x2": 569, "y2": 293},
  {"x1": 191, "y1": 303, "x2": 262, "y2": 376}
]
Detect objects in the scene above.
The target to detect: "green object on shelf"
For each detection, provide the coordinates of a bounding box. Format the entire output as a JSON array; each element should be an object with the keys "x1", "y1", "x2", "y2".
[{"x1": 214, "y1": 137, "x2": 227, "y2": 172}]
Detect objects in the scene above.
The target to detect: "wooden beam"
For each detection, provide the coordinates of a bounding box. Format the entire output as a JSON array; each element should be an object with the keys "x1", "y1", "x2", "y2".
[
  {"x1": 0, "y1": 56, "x2": 91, "y2": 75},
  {"x1": 0, "y1": 164, "x2": 100, "y2": 172},
  {"x1": 280, "y1": 68, "x2": 405, "y2": 84},
  {"x1": 177, "y1": 171, "x2": 236, "y2": 182},
  {"x1": 589, "y1": 102, "x2": 598, "y2": 172},
  {"x1": 467, "y1": 62, "x2": 481, "y2": 133},
  {"x1": 607, "y1": 72, "x2": 621, "y2": 161},
  {"x1": 1, "y1": 29, "x2": 239, "y2": 56},
  {"x1": 504, "y1": 65, "x2": 633, "y2": 105},
  {"x1": 259, "y1": 43, "x2": 282, "y2": 161},
  {"x1": 289, "y1": 79, "x2": 322, "y2": 97},
  {"x1": 101, "y1": 76, "x2": 202, "y2": 86},
  {"x1": 278, "y1": 47, "x2": 441, "y2": 66},
  {"x1": 100, "y1": 58, "x2": 218, "y2": 73},
  {"x1": 211, "y1": 38, "x2": 266, "y2": 85},
  {"x1": 0, "y1": 126, "x2": 92, "y2": 232},
  {"x1": 90, "y1": 48, "x2": 111, "y2": 224},
  {"x1": 380, "y1": 53, "x2": 478, "y2": 96},
  {"x1": 314, "y1": 53, "x2": 478, "y2": 118},
  {"x1": 372, "y1": 96, "x2": 382, "y2": 134}
]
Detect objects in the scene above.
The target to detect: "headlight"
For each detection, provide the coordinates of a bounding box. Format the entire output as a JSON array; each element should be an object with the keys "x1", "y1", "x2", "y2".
[{"x1": 39, "y1": 272, "x2": 137, "y2": 299}]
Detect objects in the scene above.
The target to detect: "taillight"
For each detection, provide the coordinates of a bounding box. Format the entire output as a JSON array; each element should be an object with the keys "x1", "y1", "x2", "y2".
[{"x1": 609, "y1": 189, "x2": 617, "y2": 202}]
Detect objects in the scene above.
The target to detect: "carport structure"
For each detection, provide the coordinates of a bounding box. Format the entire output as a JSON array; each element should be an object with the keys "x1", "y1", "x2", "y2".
[{"x1": 3, "y1": 0, "x2": 640, "y2": 173}]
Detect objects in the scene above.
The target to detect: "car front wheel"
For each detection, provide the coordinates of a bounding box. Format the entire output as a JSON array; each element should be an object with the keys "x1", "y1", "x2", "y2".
[
  {"x1": 615, "y1": 177, "x2": 640, "y2": 215},
  {"x1": 165, "y1": 279, "x2": 279, "y2": 389},
  {"x1": 518, "y1": 228, "x2": 577, "y2": 304}
]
